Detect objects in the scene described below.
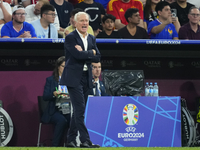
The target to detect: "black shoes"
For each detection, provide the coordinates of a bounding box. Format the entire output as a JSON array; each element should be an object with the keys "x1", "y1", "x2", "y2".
[
  {"x1": 66, "y1": 141, "x2": 77, "y2": 148},
  {"x1": 80, "y1": 141, "x2": 100, "y2": 148}
]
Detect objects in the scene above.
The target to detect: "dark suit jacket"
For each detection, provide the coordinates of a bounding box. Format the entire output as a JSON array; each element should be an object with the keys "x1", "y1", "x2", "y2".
[
  {"x1": 42, "y1": 76, "x2": 58, "y2": 123},
  {"x1": 60, "y1": 30, "x2": 101, "y2": 88},
  {"x1": 90, "y1": 80, "x2": 109, "y2": 96}
]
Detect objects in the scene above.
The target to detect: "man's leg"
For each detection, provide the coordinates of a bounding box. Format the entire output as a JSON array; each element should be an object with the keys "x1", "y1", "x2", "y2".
[{"x1": 67, "y1": 72, "x2": 91, "y2": 143}]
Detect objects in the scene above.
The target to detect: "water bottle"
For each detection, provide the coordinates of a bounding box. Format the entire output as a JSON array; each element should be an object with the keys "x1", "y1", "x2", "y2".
[
  {"x1": 153, "y1": 82, "x2": 159, "y2": 96},
  {"x1": 149, "y1": 82, "x2": 154, "y2": 96},
  {"x1": 145, "y1": 82, "x2": 149, "y2": 96}
]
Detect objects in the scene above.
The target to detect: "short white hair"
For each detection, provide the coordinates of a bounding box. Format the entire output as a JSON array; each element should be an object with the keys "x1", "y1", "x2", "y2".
[{"x1": 74, "y1": 12, "x2": 89, "y2": 22}]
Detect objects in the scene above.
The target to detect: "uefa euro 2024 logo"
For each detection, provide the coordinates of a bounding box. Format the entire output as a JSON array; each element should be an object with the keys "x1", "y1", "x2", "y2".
[
  {"x1": 118, "y1": 104, "x2": 144, "y2": 141},
  {"x1": 123, "y1": 104, "x2": 139, "y2": 125}
]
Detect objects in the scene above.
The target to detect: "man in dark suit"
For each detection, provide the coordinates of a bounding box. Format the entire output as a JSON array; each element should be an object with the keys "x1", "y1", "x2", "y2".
[
  {"x1": 90, "y1": 62, "x2": 109, "y2": 96},
  {"x1": 60, "y1": 12, "x2": 101, "y2": 148}
]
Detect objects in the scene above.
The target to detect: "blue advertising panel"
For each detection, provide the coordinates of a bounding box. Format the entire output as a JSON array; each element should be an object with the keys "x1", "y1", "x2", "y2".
[{"x1": 85, "y1": 96, "x2": 181, "y2": 147}]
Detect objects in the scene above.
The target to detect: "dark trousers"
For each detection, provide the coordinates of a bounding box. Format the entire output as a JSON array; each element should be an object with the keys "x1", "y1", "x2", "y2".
[
  {"x1": 67, "y1": 71, "x2": 91, "y2": 144},
  {"x1": 50, "y1": 111, "x2": 71, "y2": 146}
]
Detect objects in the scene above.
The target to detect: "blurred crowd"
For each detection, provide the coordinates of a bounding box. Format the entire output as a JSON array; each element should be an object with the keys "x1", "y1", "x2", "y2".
[{"x1": 0, "y1": 0, "x2": 199, "y2": 39}]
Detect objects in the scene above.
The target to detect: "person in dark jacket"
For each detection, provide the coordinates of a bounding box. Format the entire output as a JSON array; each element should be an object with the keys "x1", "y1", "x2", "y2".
[
  {"x1": 42, "y1": 56, "x2": 71, "y2": 146},
  {"x1": 90, "y1": 62, "x2": 109, "y2": 96}
]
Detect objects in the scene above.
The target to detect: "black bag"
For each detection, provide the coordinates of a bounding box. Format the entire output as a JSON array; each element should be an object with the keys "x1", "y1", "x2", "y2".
[{"x1": 102, "y1": 70, "x2": 144, "y2": 96}]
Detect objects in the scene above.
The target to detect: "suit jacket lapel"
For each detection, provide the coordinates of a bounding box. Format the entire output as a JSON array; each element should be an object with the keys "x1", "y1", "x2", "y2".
[
  {"x1": 87, "y1": 35, "x2": 92, "y2": 50},
  {"x1": 74, "y1": 30, "x2": 85, "y2": 51}
]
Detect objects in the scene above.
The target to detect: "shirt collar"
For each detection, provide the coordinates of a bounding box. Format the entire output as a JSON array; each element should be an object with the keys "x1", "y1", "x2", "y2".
[
  {"x1": 188, "y1": 22, "x2": 200, "y2": 32},
  {"x1": 76, "y1": 28, "x2": 88, "y2": 39}
]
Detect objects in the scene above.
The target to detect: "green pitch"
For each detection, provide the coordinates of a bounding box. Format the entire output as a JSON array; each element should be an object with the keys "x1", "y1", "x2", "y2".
[{"x1": 1, "y1": 147, "x2": 200, "y2": 150}]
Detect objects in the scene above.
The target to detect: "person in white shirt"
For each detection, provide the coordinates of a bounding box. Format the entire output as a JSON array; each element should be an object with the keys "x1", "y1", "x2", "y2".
[
  {"x1": 31, "y1": 4, "x2": 58, "y2": 38},
  {"x1": 25, "y1": 0, "x2": 60, "y2": 31},
  {"x1": 0, "y1": 0, "x2": 12, "y2": 37}
]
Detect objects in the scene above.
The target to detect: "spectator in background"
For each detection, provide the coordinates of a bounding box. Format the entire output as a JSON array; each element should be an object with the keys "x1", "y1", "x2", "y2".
[
  {"x1": 50, "y1": 0, "x2": 73, "y2": 35},
  {"x1": 21, "y1": 0, "x2": 32, "y2": 7},
  {"x1": 75, "y1": 0, "x2": 105, "y2": 36},
  {"x1": 42, "y1": 56, "x2": 71, "y2": 146},
  {"x1": 63, "y1": 8, "x2": 94, "y2": 38},
  {"x1": 118, "y1": 8, "x2": 148, "y2": 39},
  {"x1": 25, "y1": 0, "x2": 60, "y2": 32},
  {"x1": 164, "y1": 0, "x2": 175, "y2": 4},
  {"x1": 148, "y1": 1, "x2": 178, "y2": 39},
  {"x1": 68, "y1": 0, "x2": 79, "y2": 6},
  {"x1": 144, "y1": 0, "x2": 160, "y2": 30},
  {"x1": 170, "y1": 0, "x2": 194, "y2": 26},
  {"x1": 97, "y1": 14, "x2": 120, "y2": 38},
  {"x1": 107, "y1": 0, "x2": 144, "y2": 29},
  {"x1": 187, "y1": 0, "x2": 200, "y2": 9},
  {"x1": 179, "y1": 6, "x2": 200, "y2": 40},
  {"x1": 0, "y1": 0, "x2": 12, "y2": 37},
  {"x1": 90, "y1": 62, "x2": 109, "y2": 96},
  {"x1": 1, "y1": 5, "x2": 37, "y2": 38},
  {"x1": 94, "y1": 0, "x2": 110, "y2": 9},
  {"x1": 140, "y1": 0, "x2": 146, "y2": 6},
  {"x1": 31, "y1": 4, "x2": 58, "y2": 38}
]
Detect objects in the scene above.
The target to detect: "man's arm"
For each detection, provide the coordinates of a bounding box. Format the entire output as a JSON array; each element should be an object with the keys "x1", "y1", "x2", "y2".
[
  {"x1": 151, "y1": 23, "x2": 168, "y2": 34},
  {"x1": 0, "y1": 1, "x2": 12, "y2": 23},
  {"x1": 151, "y1": 17, "x2": 172, "y2": 34},
  {"x1": 115, "y1": 19, "x2": 125, "y2": 30},
  {"x1": 138, "y1": 19, "x2": 144, "y2": 28},
  {"x1": 172, "y1": 17, "x2": 180, "y2": 33},
  {"x1": 137, "y1": 0, "x2": 144, "y2": 28},
  {"x1": 0, "y1": 20, "x2": 5, "y2": 24},
  {"x1": 22, "y1": 0, "x2": 31, "y2": 8},
  {"x1": 173, "y1": 37, "x2": 179, "y2": 40},
  {"x1": 172, "y1": 24, "x2": 179, "y2": 40},
  {"x1": 65, "y1": 34, "x2": 99, "y2": 60},
  {"x1": 2, "y1": 36, "x2": 10, "y2": 38},
  {"x1": 89, "y1": 36, "x2": 101, "y2": 63}
]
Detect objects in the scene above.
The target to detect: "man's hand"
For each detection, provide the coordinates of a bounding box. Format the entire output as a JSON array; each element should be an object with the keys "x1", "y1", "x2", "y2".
[
  {"x1": 172, "y1": 16, "x2": 180, "y2": 33},
  {"x1": 23, "y1": 31, "x2": 32, "y2": 38},
  {"x1": 64, "y1": 29, "x2": 70, "y2": 37},
  {"x1": 0, "y1": 19, "x2": 5, "y2": 25},
  {"x1": 60, "y1": 27, "x2": 65, "y2": 32},
  {"x1": 18, "y1": 31, "x2": 32, "y2": 38},
  {"x1": 163, "y1": 15, "x2": 172, "y2": 25},
  {"x1": 75, "y1": 45, "x2": 83, "y2": 51},
  {"x1": 172, "y1": 16, "x2": 178, "y2": 23},
  {"x1": 92, "y1": 49, "x2": 96, "y2": 55},
  {"x1": 94, "y1": 29, "x2": 102, "y2": 37}
]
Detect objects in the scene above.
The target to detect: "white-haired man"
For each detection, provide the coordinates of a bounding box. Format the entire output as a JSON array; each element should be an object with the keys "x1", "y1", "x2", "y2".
[{"x1": 60, "y1": 12, "x2": 101, "y2": 148}]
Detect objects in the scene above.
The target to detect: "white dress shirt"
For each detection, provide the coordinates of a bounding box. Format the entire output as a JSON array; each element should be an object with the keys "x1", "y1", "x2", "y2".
[{"x1": 76, "y1": 28, "x2": 89, "y2": 71}]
